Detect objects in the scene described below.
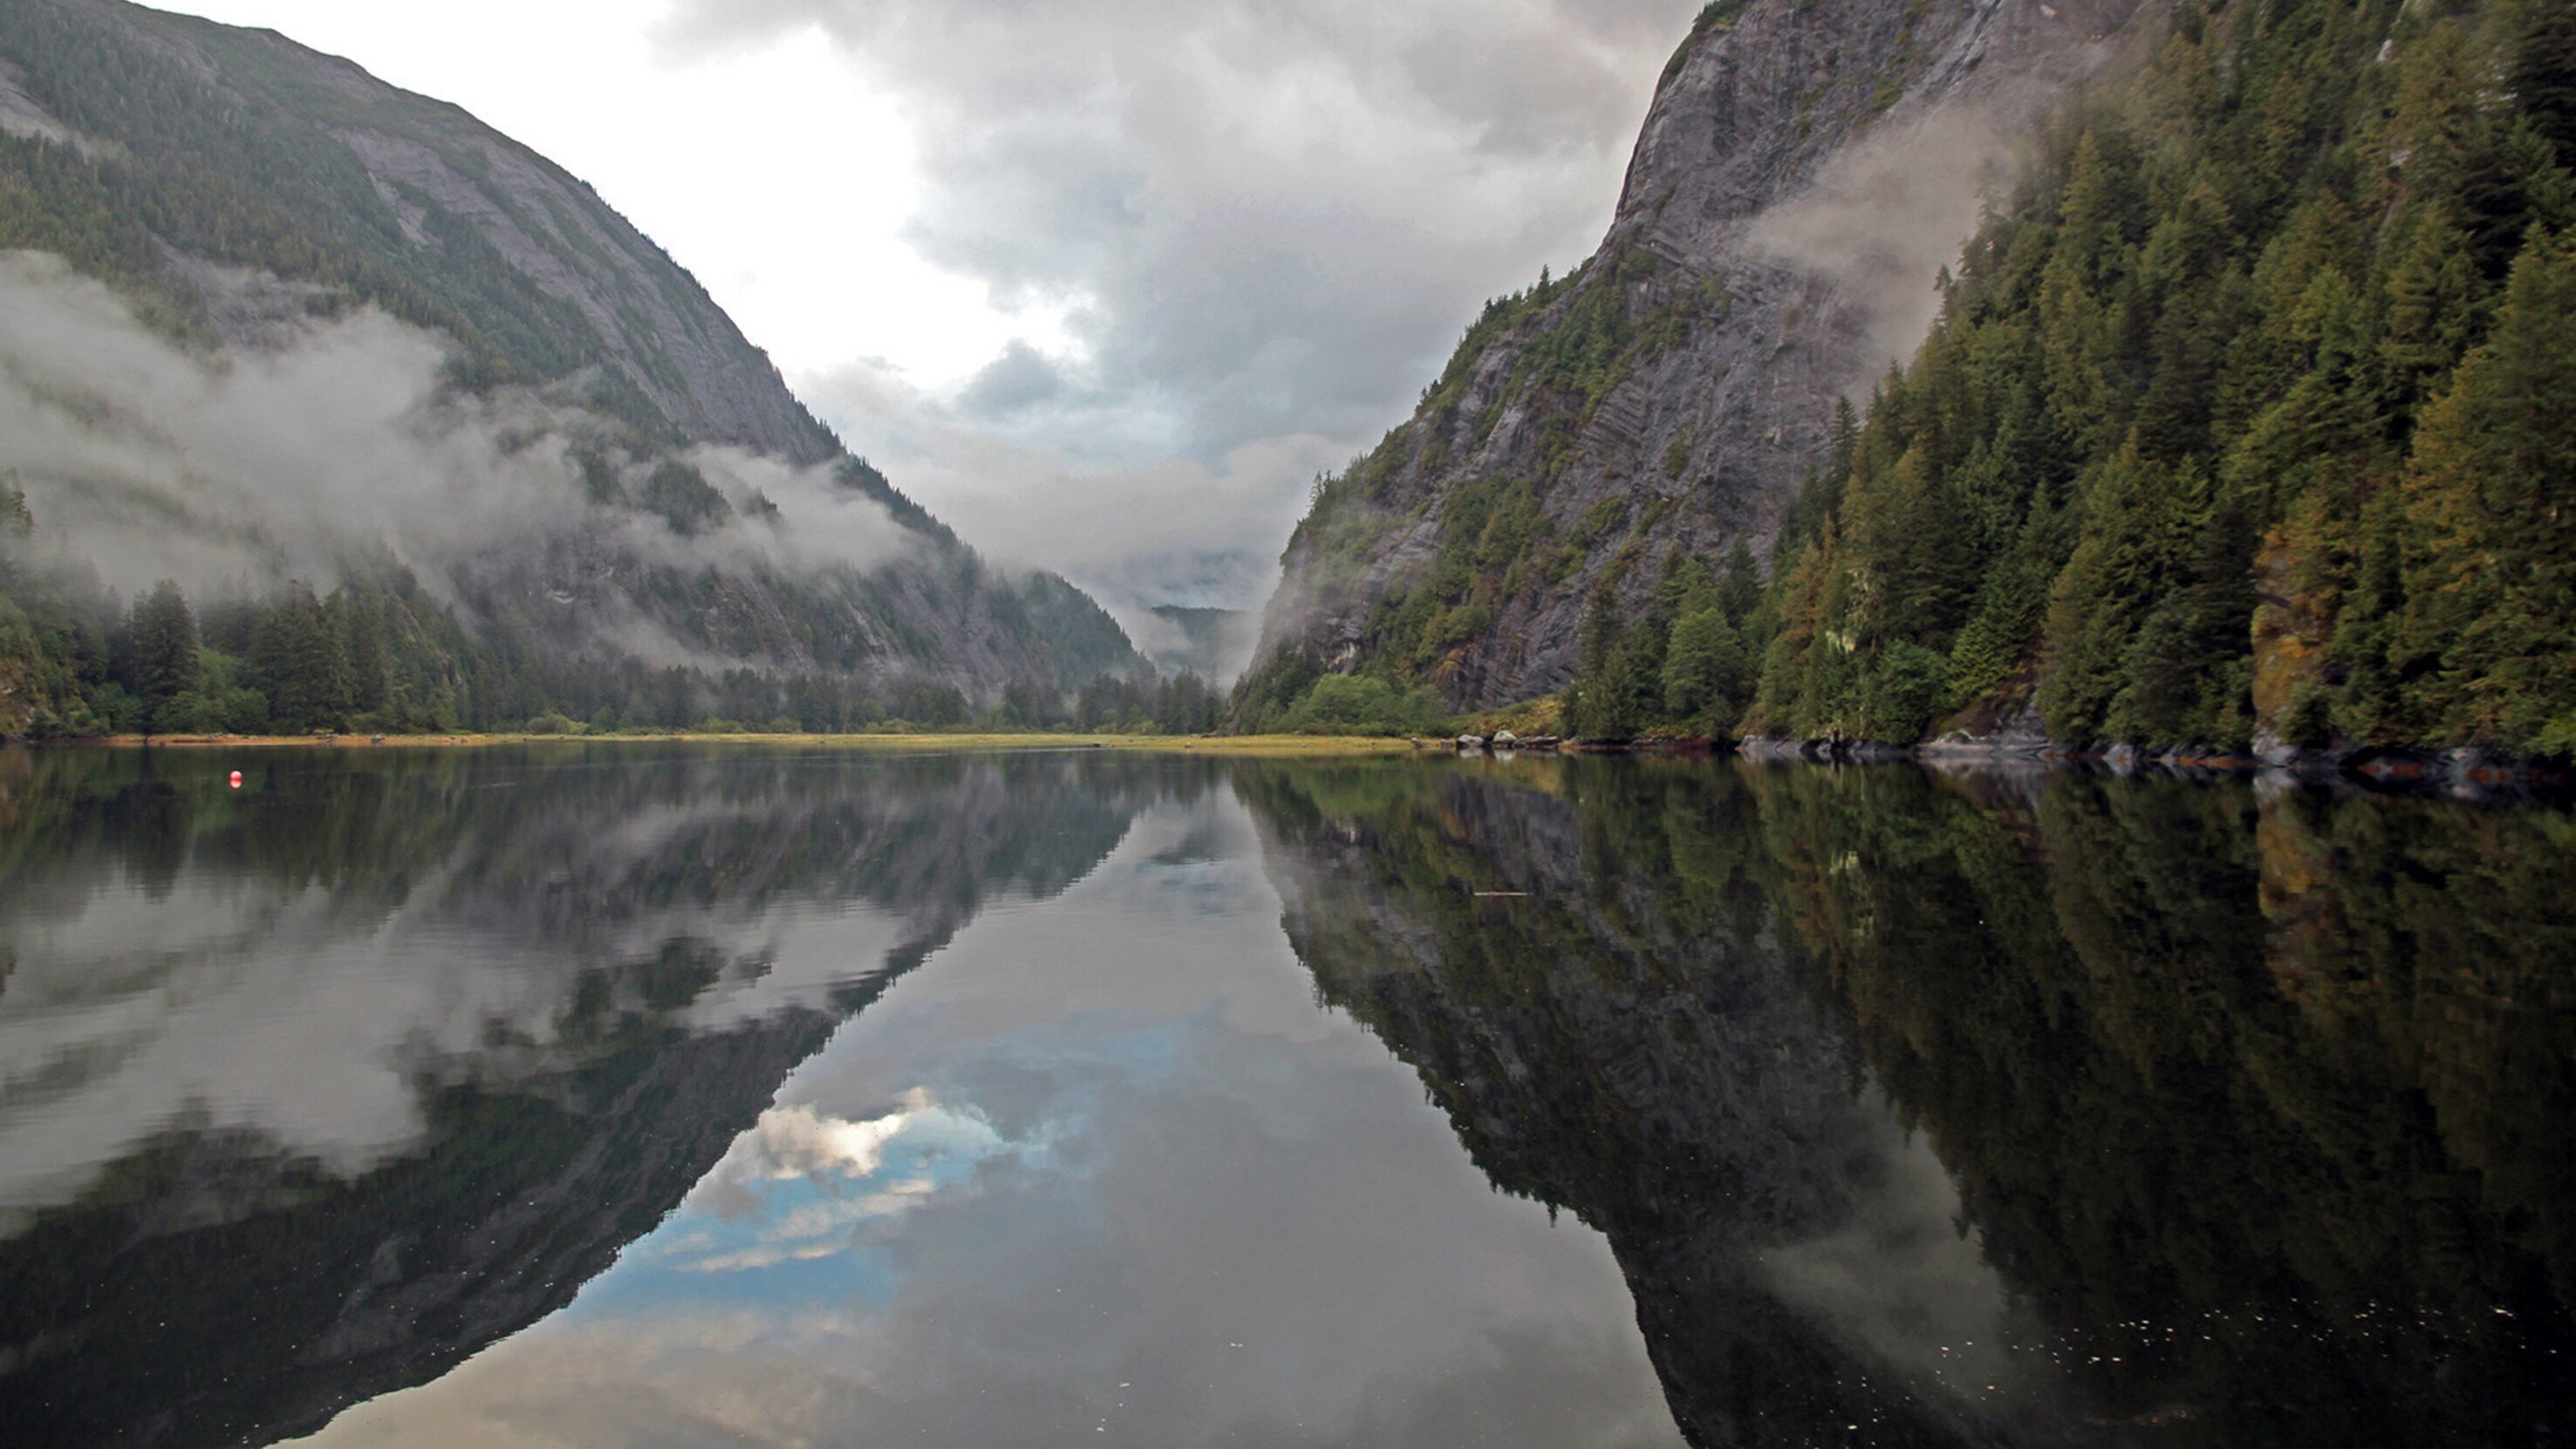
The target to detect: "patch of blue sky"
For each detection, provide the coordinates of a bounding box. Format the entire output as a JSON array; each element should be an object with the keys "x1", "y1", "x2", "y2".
[{"x1": 558, "y1": 1091, "x2": 1033, "y2": 1322}]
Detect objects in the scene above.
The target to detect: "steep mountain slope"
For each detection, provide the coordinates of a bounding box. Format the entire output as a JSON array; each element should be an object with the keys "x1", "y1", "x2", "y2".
[
  {"x1": 0, "y1": 0, "x2": 833, "y2": 461},
  {"x1": 1745, "y1": 0, "x2": 2576, "y2": 757},
  {"x1": 1240, "y1": 0, "x2": 2147, "y2": 721},
  {"x1": 0, "y1": 0, "x2": 1142, "y2": 736}
]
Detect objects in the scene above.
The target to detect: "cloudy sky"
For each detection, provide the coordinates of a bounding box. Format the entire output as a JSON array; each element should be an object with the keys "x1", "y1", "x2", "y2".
[{"x1": 154, "y1": 0, "x2": 1703, "y2": 614}]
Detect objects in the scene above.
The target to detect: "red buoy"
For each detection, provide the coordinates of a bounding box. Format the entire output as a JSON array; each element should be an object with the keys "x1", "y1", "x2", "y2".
[{"x1": 229, "y1": 769, "x2": 243, "y2": 789}]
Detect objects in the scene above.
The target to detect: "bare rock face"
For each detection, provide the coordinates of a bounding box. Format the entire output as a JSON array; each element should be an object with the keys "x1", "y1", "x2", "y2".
[{"x1": 1253, "y1": 0, "x2": 2148, "y2": 711}]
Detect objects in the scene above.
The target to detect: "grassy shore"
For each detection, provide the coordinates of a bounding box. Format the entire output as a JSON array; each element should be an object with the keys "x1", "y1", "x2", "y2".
[{"x1": 81, "y1": 731, "x2": 1423, "y2": 756}]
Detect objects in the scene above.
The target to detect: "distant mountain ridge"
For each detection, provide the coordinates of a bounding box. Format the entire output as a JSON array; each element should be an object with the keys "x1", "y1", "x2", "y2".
[
  {"x1": 0, "y1": 0, "x2": 1143, "y2": 735},
  {"x1": 1144, "y1": 604, "x2": 1258, "y2": 680}
]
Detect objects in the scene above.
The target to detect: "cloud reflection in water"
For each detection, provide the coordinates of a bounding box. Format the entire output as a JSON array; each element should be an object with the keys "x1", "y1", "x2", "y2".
[{"x1": 303, "y1": 787, "x2": 1680, "y2": 1449}]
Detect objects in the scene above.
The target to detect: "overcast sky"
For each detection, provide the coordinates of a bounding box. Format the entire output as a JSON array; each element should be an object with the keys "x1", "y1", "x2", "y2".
[{"x1": 154, "y1": 0, "x2": 1701, "y2": 613}]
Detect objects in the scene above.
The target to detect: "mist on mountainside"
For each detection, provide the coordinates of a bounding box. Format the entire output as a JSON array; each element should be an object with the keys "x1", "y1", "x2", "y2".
[
  {"x1": 0, "y1": 245, "x2": 1151, "y2": 737},
  {"x1": 1743, "y1": 107, "x2": 2022, "y2": 381},
  {"x1": 1237, "y1": 0, "x2": 2154, "y2": 723},
  {"x1": 0, "y1": 252, "x2": 909, "y2": 649},
  {"x1": 1121, "y1": 605, "x2": 1261, "y2": 683},
  {"x1": 0, "y1": 0, "x2": 1164, "y2": 738}
]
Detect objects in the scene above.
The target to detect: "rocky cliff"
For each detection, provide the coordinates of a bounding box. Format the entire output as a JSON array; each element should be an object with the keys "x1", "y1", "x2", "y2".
[{"x1": 1243, "y1": 0, "x2": 2145, "y2": 714}]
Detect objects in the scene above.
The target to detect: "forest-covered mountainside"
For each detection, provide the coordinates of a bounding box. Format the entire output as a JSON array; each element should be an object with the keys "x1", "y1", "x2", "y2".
[
  {"x1": 1243, "y1": 0, "x2": 2573, "y2": 762},
  {"x1": 0, "y1": 0, "x2": 1144, "y2": 739},
  {"x1": 1238, "y1": 0, "x2": 2149, "y2": 724},
  {"x1": 1743, "y1": 0, "x2": 2575, "y2": 758}
]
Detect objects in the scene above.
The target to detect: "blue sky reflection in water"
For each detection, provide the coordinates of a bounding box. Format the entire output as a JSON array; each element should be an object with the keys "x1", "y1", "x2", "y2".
[{"x1": 297, "y1": 778, "x2": 1685, "y2": 1449}]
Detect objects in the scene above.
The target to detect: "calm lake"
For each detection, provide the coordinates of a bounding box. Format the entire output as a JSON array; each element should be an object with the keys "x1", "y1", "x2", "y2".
[{"x1": 0, "y1": 745, "x2": 2568, "y2": 1447}]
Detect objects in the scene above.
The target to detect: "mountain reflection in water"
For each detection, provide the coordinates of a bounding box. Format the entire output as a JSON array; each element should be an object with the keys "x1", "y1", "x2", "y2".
[
  {"x1": 0, "y1": 747, "x2": 2566, "y2": 1447},
  {"x1": 0, "y1": 746, "x2": 1145, "y2": 1447},
  {"x1": 1244, "y1": 758, "x2": 2576, "y2": 1447}
]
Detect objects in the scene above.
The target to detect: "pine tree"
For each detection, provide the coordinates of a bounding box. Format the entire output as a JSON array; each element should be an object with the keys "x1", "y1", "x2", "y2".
[
  {"x1": 1663, "y1": 607, "x2": 1727, "y2": 720},
  {"x1": 341, "y1": 592, "x2": 386, "y2": 715},
  {"x1": 1568, "y1": 585, "x2": 1639, "y2": 738},
  {"x1": 2379, "y1": 206, "x2": 2487, "y2": 412},
  {"x1": 250, "y1": 584, "x2": 352, "y2": 733},
  {"x1": 126, "y1": 580, "x2": 199, "y2": 722},
  {"x1": 2396, "y1": 229, "x2": 2576, "y2": 751},
  {"x1": 2520, "y1": 0, "x2": 2576, "y2": 170},
  {"x1": 1715, "y1": 538, "x2": 1761, "y2": 623}
]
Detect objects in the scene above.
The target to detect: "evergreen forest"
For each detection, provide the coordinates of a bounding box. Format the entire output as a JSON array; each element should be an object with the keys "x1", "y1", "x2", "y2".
[
  {"x1": 0, "y1": 482, "x2": 1216, "y2": 739},
  {"x1": 1244, "y1": 0, "x2": 2576, "y2": 758},
  {"x1": 1723, "y1": 0, "x2": 2574, "y2": 754}
]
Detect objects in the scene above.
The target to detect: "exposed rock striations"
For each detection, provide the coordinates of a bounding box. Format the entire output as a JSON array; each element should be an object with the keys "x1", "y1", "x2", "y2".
[{"x1": 1245, "y1": 0, "x2": 2145, "y2": 714}]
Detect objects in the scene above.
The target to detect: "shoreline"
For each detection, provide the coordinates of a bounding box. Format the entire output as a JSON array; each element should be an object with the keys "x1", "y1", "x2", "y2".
[
  {"x1": 9, "y1": 731, "x2": 1420, "y2": 757},
  {"x1": 1738, "y1": 735, "x2": 2573, "y2": 791},
  {"x1": 1433, "y1": 729, "x2": 2573, "y2": 791},
  {"x1": 20, "y1": 729, "x2": 2562, "y2": 789}
]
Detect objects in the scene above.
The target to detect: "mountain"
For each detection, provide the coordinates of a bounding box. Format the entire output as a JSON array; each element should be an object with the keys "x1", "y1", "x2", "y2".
[
  {"x1": 1739, "y1": 0, "x2": 2576, "y2": 758},
  {"x1": 1244, "y1": 0, "x2": 2576, "y2": 762},
  {"x1": 0, "y1": 0, "x2": 1143, "y2": 739},
  {"x1": 1239, "y1": 0, "x2": 2148, "y2": 724}
]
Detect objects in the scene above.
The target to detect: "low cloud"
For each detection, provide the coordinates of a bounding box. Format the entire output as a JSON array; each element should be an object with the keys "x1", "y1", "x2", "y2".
[
  {"x1": 800, "y1": 355, "x2": 1343, "y2": 612},
  {"x1": 0, "y1": 251, "x2": 908, "y2": 635},
  {"x1": 657, "y1": 0, "x2": 1705, "y2": 611},
  {"x1": 1744, "y1": 107, "x2": 2019, "y2": 378}
]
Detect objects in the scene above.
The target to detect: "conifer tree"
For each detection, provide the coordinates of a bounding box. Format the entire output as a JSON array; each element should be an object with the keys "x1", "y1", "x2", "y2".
[
  {"x1": 126, "y1": 581, "x2": 199, "y2": 722},
  {"x1": 250, "y1": 584, "x2": 352, "y2": 733},
  {"x1": 2397, "y1": 229, "x2": 2576, "y2": 751},
  {"x1": 1715, "y1": 538, "x2": 1761, "y2": 624},
  {"x1": 1663, "y1": 606, "x2": 1729, "y2": 720},
  {"x1": 2520, "y1": 0, "x2": 2576, "y2": 170},
  {"x1": 341, "y1": 592, "x2": 386, "y2": 715}
]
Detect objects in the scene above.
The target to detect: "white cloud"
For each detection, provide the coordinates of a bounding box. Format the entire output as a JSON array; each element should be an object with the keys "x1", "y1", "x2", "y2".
[
  {"x1": 147, "y1": 0, "x2": 1703, "y2": 610},
  {"x1": 669, "y1": 1090, "x2": 1028, "y2": 1271}
]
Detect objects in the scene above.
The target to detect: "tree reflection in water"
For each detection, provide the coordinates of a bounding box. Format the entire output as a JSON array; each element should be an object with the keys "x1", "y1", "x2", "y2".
[
  {"x1": 0, "y1": 747, "x2": 2566, "y2": 1448},
  {"x1": 0, "y1": 744, "x2": 1151, "y2": 1449},
  {"x1": 1240, "y1": 756, "x2": 2576, "y2": 1448}
]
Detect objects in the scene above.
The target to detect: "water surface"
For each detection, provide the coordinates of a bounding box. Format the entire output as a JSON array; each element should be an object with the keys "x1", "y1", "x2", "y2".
[{"x1": 0, "y1": 746, "x2": 2566, "y2": 1446}]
